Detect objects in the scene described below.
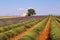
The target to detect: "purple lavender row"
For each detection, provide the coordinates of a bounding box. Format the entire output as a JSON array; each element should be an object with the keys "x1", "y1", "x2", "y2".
[{"x1": 0, "y1": 16, "x2": 44, "y2": 26}]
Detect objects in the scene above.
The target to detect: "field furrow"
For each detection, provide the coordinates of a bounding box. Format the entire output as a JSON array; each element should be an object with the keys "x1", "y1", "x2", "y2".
[{"x1": 37, "y1": 16, "x2": 51, "y2": 40}]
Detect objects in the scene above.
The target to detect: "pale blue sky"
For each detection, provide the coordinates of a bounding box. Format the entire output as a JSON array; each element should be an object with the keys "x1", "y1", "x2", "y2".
[{"x1": 0, "y1": 0, "x2": 60, "y2": 16}]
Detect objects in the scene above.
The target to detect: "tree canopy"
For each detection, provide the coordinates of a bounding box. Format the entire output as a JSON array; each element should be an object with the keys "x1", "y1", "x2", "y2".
[{"x1": 27, "y1": 9, "x2": 36, "y2": 16}]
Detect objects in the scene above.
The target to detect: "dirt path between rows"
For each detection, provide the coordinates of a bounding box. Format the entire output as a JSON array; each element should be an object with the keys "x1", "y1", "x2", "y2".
[
  {"x1": 9, "y1": 17, "x2": 46, "y2": 40},
  {"x1": 37, "y1": 17, "x2": 51, "y2": 40}
]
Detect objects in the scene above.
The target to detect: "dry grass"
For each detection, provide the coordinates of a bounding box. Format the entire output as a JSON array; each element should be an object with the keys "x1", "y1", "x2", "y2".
[{"x1": 0, "y1": 16, "x2": 20, "y2": 19}]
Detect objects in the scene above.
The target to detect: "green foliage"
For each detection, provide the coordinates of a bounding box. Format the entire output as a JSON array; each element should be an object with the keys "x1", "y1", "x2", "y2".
[
  {"x1": 50, "y1": 19, "x2": 60, "y2": 40},
  {"x1": 56, "y1": 16, "x2": 60, "y2": 19},
  {"x1": 0, "y1": 33, "x2": 8, "y2": 40},
  {"x1": 27, "y1": 9, "x2": 36, "y2": 16}
]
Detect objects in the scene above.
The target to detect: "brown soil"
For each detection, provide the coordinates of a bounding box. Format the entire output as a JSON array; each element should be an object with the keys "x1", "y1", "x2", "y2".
[
  {"x1": 9, "y1": 17, "x2": 46, "y2": 40},
  {"x1": 37, "y1": 17, "x2": 51, "y2": 40}
]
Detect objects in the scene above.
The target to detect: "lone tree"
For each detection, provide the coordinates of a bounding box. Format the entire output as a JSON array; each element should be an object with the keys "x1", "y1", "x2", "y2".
[{"x1": 27, "y1": 9, "x2": 36, "y2": 16}]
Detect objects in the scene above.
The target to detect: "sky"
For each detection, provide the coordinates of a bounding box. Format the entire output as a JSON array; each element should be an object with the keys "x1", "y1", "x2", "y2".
[{"x1": 0, "y1": 0, "x2": 60, "y2": 16}]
